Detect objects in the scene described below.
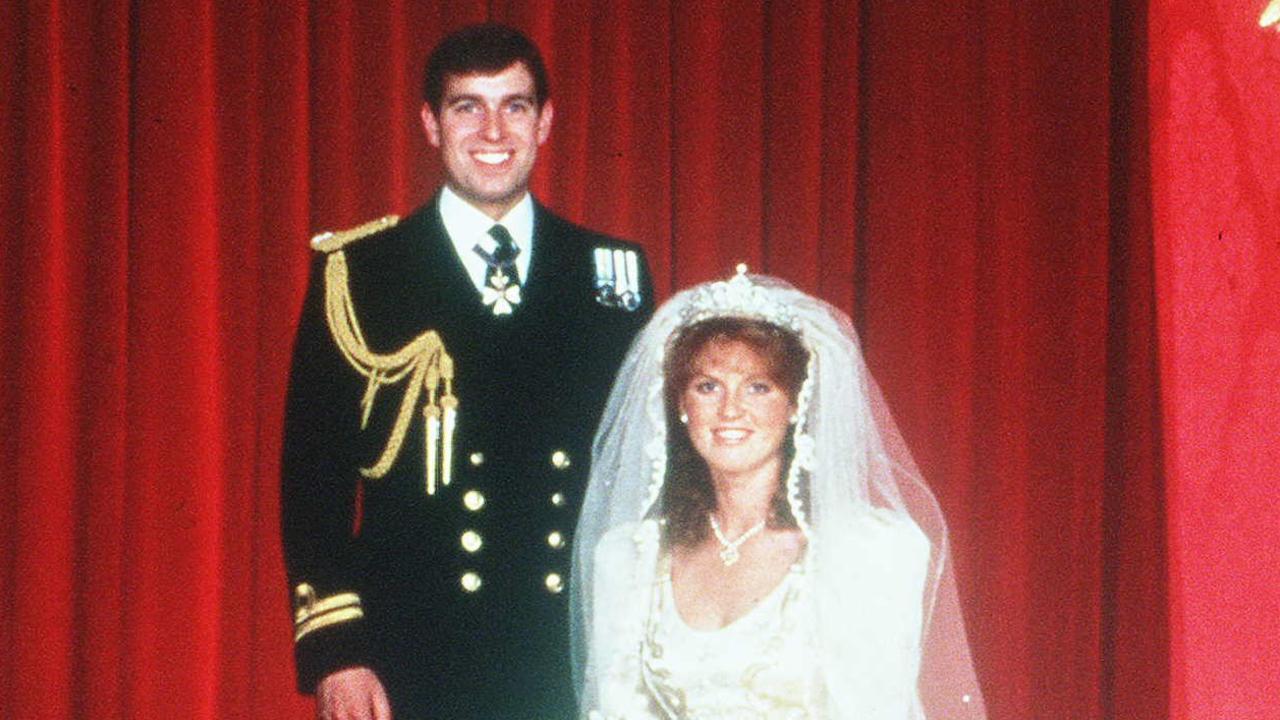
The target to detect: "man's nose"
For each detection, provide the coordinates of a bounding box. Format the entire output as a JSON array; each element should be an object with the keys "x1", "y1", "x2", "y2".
[{"x1": 481, "y1": 111, "x2": 504, "y2": 141}]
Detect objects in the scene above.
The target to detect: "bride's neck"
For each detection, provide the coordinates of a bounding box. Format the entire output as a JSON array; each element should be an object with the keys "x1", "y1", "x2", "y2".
[{"x1": 709, "y1": 465, "x2": 780, "y2": 535}]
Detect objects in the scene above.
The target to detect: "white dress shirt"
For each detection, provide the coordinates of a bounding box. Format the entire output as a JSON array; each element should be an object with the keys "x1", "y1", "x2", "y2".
[{"x1": 438, "y1": 186, "x2": 535, "y2": 293}]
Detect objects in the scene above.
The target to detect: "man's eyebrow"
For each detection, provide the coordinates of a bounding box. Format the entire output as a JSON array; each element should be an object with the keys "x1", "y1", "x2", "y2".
[
  {"x1": 444, "y1": 92, "x2": 536, "y2": 106},
  {"x1": 444, "y1": 93, "x2": 483, "y2": 105}
]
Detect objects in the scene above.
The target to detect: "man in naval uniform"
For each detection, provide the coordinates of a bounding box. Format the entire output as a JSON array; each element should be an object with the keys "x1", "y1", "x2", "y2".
[{"x1": 281, "y1": 24, "x2": 652, "y2": 720}]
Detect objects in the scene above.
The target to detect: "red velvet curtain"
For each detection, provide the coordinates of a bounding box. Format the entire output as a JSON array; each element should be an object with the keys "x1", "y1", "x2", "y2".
[
  {"x1": 2, "y1": 2, "x2": 1167, "y2": 719},
  {"x1": 1150, "y1": 1, "x2": 1280, "y2": 717}
]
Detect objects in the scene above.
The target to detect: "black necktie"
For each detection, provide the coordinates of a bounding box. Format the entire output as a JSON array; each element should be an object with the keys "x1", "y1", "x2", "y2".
[
  {"x1": 485, "y1": 224, "x2": 520, "y2": 286},
  {"x1": 474, "y1": 224, "x2": 522, "y2": 315}
]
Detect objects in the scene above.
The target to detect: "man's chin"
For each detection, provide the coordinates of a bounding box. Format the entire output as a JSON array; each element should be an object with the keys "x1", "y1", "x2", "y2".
[{"x1": 452, "y1": 183, "x2": 528, "y2": 216}]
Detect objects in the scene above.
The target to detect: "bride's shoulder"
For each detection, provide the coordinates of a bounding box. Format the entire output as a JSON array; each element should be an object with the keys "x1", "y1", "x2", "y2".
[
  {"x1": 822, "y1": 509, "x2": 930, "y2": 564},
  {"x1": 594, "y1": 519, "x2": 662, "y2": 564}
]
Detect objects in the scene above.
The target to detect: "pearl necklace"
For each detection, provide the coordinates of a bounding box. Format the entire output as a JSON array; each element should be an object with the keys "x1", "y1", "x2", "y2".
[{"x1": 708, "y1": 514, "x2": 767, "y2": 567}]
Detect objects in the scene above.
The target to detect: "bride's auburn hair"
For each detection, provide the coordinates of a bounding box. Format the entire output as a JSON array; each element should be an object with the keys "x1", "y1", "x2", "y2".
[{"x1": 660, "y1": 317, "x2": 809, "y2": 547}]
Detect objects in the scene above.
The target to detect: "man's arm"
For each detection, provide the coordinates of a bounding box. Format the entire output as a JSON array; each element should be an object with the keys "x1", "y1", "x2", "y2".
[{"x1": 281, "y1": 252, "x2": 374, "y2": 693}]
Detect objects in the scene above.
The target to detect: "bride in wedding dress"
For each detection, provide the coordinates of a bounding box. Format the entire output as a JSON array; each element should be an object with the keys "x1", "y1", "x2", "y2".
[{"x1": 571, "y1": 268, "x2": 987, "y2": 719}]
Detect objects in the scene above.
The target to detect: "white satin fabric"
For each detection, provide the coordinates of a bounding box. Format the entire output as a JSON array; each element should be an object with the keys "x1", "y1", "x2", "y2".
[{"x1": 586, "y1": 513, "x2": 931, "y2": 720}]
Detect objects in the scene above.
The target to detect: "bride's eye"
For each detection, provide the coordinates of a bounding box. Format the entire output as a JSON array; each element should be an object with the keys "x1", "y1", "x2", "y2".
[{"x1": 693, "y1": 379, "x2": 718, "y2": 394}]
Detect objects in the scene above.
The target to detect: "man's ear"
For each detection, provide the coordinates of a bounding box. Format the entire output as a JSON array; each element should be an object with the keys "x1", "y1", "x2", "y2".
[
  {"x1": 535, "y1": 99, "x2": 554, "y2": 146},
  {"x1": 420, "y1": 103, "x2": 442, "y2": 148}
]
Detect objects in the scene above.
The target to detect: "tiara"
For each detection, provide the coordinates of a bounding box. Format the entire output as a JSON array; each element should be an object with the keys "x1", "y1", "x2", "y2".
[{"x1": 678, "y1": 264, "x2": 799, "y2": 329}]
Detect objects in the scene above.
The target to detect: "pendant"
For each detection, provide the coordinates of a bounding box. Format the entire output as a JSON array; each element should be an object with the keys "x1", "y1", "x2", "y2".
[
  {"x1": 481, "y1": 269, "x2": 522, "y2": 316},
  {"x1": 719, "y1": 546, "x2": 742, "y2": 566},
  {"x1": 709, "y1": 514, "x2": 766, "y2": 568}
]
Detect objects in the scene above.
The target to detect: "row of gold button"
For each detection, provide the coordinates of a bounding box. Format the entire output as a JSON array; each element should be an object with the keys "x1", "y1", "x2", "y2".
[
  {"x1": 467, "y1": 450, "x2": 572, "y2": 469},
  {"x1": 456, "y1": 448, "x2": 571, "y2": 593},
  {"x1": 459, "y1": 571, "x2": 564, "y2": 594},
  {"x1": 456, "y1": 529, "x2": 566, "y2": 554},
  {"x1": 461, "y1": 489, "x2": 566, "y2": 512}
]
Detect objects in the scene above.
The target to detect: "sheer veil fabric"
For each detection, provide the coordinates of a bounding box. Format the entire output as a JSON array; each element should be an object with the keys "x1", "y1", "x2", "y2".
[{"x1": 570, "y1": 270, "x2": 987, "y2": 719}]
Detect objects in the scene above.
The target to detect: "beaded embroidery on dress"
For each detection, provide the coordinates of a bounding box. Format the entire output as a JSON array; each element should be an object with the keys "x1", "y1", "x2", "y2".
[{"x1": 641, "y1": 558, "x2": 818, "y2": 719}]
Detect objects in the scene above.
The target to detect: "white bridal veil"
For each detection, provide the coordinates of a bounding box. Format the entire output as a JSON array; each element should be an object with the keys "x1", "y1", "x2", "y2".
[{"x1": 571, "y1": 269, "x2": 987, "y2": 719}]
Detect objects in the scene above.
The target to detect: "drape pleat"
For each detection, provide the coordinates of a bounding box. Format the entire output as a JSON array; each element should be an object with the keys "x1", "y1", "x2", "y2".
[
  {"x1": 858, "y1": 3, "x2": 1135, "y2": 716},
  {"x1": 2, "y1": 2, "x2": 1178, "y2": 719},
  {"x1": 1150, "y1": 1, "x2": 1280, "y2": 717}
]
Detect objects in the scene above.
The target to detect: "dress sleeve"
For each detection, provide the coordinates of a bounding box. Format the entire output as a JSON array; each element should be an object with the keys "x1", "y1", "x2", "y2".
[
  {"x1": 584, "y1": 525, "x2": 664, "y2": 719},
  {"x1": 280, "y1": 253, "x2": 372, "y2": 692},
  {"x1": 818, "y1": 512, "x2": 932, "y2": 719}
]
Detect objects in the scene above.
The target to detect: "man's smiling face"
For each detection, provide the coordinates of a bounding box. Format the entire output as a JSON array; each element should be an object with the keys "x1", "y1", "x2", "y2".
[{"x1": 420, "y1": 61, "x2": 554, "y2": 220}]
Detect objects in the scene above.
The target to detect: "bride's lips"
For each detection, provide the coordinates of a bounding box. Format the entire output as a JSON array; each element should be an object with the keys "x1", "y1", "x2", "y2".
[{"x1": 712, "y1": 427, "x2": 752, "y2": 443}]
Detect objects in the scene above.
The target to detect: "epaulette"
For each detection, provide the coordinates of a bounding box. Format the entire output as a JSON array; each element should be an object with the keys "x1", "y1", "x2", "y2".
[
  {"x1": 310, "y1": 214, "x2": 400, "y2": 253},
  {"x1": 314, "y1": 212, "x2": 457, "y2": 495}
]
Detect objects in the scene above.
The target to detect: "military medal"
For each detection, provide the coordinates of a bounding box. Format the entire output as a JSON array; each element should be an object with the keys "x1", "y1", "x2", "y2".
[
  {"x1": 593, "y1": 246, "x2": 642, "y2": 311},
  {"x1": 474, "y1": 236, "x2": 522, "y2": 316},
  {"x1": 480, "y1": 267, "x2": 522, "y2": 315}
]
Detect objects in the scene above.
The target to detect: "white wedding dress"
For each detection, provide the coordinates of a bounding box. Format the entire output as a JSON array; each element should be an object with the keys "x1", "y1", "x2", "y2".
[
  {"x1": 585, "y1": 514, "x2": 930, "y2": 720},
  {"x1": 640, "y1": 557, "x2": 818, "y2": 718}
]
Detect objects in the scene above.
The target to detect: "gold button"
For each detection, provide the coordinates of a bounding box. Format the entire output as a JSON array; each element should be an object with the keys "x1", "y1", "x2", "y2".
[
  {"x1": 463, "y1": 490, "x2": 486, "y2": 511},
  {"x1": 469, "y1": 452, "x2": 485, "y2": 466},
  {"x1": 293, "y1": 583, "x2": 316, "y2": 610},
  {"x1": 550, "y1": 450, "x2": 571, "y2": 469},
  {"x1": 460, "y1": 530, "x2": 483, "y2": 553},
  {"x1": 544, "y1": 572, "x2": 564, "y2": 594},
  {"x1": 547, "y1": 531, "x2": 565, "y2": 549},
  {"x1": 460, "y1": 572, "x2": 482, "y2": 593},
  {"x1": 550, "y1": 492, "x2": 565, "y2": 507}
]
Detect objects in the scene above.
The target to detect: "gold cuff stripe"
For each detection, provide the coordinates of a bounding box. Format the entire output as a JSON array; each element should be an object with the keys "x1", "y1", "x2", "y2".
[
  {"x1": 293, "y1": 587, "x2": 364, "y2": 643},
  {"x1": 294, "y1": 606, "x2": 365, "y2": 643},
  {"x1": 294, "y1": 590, "x2": 363, "y2": 625}
]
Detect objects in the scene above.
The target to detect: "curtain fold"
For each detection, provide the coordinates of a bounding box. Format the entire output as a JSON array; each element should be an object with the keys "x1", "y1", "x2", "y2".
[
  {"x1": 2, "y1": 2, "x2": 1173, "y2": 718},
  {"x1": 1150, "y1": 1, "x2": 1280, "y2": 717},
  {"x1": 854, "y1": 4, "x2": 1162, "y2": 717}
]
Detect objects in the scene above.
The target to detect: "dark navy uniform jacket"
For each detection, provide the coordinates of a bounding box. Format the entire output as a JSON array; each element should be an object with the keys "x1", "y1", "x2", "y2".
[{"x1": 282, "y1": 197, "x2": 651, "y2": 719}]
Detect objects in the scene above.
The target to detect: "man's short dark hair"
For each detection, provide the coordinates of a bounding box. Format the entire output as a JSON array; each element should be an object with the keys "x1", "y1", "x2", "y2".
[{"x1": 422, "y1": 23, "x2": 550, "y2": 114}]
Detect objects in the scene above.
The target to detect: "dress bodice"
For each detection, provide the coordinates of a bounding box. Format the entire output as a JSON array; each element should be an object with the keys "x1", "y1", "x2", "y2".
[{"x1": 639, "y1": 558, "x2": 821, "y2": 719}]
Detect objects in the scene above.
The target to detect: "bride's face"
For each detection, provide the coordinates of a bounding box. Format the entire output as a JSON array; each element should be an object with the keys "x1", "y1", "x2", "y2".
[{"x1": 679, "y1": 339, "x2": 795, "y2": 484}]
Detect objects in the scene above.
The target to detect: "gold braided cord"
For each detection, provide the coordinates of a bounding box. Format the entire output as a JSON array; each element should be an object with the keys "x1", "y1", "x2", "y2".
[
  {"x1": 321, "y1": 249, "x2": 457, "y2": 485},
  {"x1": 311, "y1": 214, "x2": 400, "y2": 253}
]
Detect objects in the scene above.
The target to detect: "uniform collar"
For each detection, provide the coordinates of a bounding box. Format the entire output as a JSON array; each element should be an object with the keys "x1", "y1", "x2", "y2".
[{"x1": 439, "y1": 186, "x2": 535, "y2": 267}]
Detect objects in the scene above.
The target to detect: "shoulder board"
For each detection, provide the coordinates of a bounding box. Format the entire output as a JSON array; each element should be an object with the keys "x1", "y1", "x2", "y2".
[{"x1": 310, "y1": 214, "x2": 400, "y2": 253}]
